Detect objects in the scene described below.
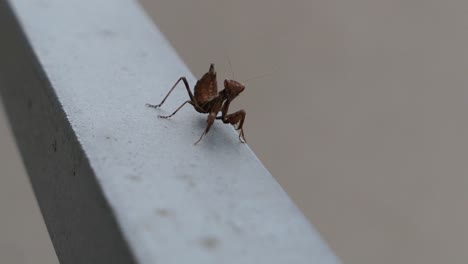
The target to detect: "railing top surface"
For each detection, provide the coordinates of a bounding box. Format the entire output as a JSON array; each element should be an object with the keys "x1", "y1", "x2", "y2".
[{"x1": 6, "y1": 0, "x2": 339, "y2": 263}]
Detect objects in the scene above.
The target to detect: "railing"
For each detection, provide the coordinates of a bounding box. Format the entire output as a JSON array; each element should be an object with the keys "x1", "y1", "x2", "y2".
[{"x1": 0, "y1": 0, "x2": 339, "y2": 263}]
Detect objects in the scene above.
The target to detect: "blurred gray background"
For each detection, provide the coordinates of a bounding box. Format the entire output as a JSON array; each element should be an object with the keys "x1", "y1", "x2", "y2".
[{"x1": 1, "y1": 0, "x2": 468, "y2": 263}]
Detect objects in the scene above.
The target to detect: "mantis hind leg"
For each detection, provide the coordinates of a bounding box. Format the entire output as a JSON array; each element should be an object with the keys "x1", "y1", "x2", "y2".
[
  {"x1": 146, "y1": 77, "x2": 199, "y2": 109},
  {"x1": 158, "y1": 100, "x2": 205, "y2": 119}
]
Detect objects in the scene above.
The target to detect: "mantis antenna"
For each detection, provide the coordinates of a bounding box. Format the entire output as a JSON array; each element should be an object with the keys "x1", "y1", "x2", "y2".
[
  {"x1": 242, "y1": 66, "x2": 280, "y2": 84},
  {"x1": 226, "y1": 52, "x2": 235, "y2": 80}
]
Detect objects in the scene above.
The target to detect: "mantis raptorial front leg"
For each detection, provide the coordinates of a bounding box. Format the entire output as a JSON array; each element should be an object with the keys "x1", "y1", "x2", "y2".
[{"x1": 217, "y1": 110, "x2": 247, "y2": 143}]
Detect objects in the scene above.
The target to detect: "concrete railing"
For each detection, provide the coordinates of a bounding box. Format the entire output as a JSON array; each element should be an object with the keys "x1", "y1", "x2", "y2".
[{"x1": 0, "y1": 0, "x2": 339, "y2": 263}]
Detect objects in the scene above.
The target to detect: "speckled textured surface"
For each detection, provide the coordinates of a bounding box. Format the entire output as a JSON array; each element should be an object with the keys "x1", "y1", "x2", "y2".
[{"x1": 0, "y1": 0, "x2": 338, "y2": 263}]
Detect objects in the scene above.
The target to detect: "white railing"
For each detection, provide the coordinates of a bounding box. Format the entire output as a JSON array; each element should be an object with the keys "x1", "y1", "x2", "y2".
[{"x1": 0, "y1": 0, "x2": 339, "y2": 263}]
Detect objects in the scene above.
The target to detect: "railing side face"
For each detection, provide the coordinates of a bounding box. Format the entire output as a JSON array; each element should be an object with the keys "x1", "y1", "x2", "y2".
[
  {"x1": 0, "y1": 0, "x2": 339, "y2": 263},
  {"x1": 0, "y1": 1, "x2": 138, "y2": 264}
]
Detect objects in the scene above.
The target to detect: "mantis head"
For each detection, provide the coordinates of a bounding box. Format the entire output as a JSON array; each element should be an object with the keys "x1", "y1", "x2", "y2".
[{"x1": 223, "y1": 79, "x2": 245, "y2": 101}]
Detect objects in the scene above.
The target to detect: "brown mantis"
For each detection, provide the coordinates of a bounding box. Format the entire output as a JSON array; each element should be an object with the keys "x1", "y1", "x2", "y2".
[{"x1": 146, "y1": 64, "x2": 247, "y2": 144}]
